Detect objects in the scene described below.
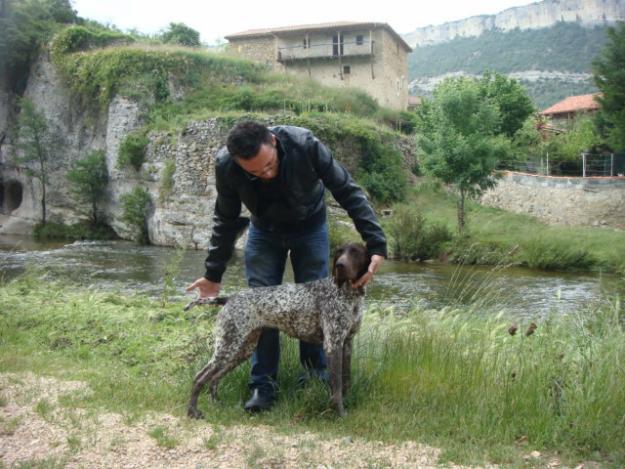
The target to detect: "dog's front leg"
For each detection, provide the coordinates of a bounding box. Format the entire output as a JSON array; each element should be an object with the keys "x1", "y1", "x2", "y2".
[
  {"x1": 325, "y1": 339, "x2": 346, "y2": 417},
  {"x1": 342, "y1": 336, "x2": 353, "y2": 397}
]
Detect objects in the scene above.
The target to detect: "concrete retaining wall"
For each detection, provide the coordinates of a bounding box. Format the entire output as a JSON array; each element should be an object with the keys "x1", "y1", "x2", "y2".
[{"x1": 481, "y1": 171, "x2": 625, "y2": 230}]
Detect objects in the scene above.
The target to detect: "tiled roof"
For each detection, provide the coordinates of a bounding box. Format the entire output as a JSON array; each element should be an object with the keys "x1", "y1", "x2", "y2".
[
  {"x1": 541, "y1": 93, "x2": 602, "y2": 116},
  {"x1": 225, "y1": 21, "x2": 412, "y2": 52}
]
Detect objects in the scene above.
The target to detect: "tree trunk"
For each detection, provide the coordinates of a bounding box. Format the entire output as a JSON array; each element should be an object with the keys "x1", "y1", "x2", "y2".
[
  {"x1": 457, "y1": 187, "x2": 465, "y2": 235},
  {"x1": 39, "y1": 156, "x2": 46, "y2": 225}
]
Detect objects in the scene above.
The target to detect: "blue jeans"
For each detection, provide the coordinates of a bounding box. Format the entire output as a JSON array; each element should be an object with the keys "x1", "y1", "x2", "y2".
[{"x1": 245, "y1": 222, "x2": 329, "y2": 393}]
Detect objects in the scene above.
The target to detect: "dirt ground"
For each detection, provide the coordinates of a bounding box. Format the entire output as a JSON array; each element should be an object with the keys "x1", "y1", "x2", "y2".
[{"x1": 0, "y1": 372, "x2": 455, "y2": 468}]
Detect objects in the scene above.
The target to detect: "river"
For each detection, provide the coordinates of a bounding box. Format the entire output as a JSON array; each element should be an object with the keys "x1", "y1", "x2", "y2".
[{"x1": 0, "y1": 235, "x2": 621, "y2": 319}]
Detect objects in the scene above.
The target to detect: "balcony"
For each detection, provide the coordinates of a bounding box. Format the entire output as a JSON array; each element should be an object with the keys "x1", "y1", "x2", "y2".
[{"x1": 277, "y1": 39, "x2": 374, "y2": 63}]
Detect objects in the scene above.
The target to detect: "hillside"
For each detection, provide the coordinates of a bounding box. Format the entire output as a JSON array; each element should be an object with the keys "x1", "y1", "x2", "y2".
[
  {"x1": 403, "y1": 0, "x2": 624, "y2": 46},
  {"x1": 407, "y1": 22, "x2": 609, "y2": 108}
]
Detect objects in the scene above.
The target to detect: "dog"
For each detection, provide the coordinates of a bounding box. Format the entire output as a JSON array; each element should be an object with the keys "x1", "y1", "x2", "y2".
[{"x1": 186, "y1": 242, "x2": 371, "y2": 418}]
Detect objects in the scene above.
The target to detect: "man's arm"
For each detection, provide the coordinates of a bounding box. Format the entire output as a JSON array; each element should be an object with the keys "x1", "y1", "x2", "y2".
[
  {"x1": 203, "y1": 167, "x2": 247, "y2": 283},
  {"x1": 307, "y1": 134, "x2": 387, "y2": 259}
]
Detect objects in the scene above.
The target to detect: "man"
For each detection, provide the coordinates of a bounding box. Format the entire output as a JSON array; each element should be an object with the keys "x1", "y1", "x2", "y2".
[{"x1": 186, "y1": 120, "x2": 386, "y2": 412}]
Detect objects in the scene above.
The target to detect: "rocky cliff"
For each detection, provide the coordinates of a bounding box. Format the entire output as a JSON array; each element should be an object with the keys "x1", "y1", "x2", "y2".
[
  {"x1": 404, "y1": 0, "x2": 625, "y2": 47},
  {"x1": 0, "y1": 53, "x2": 413, "y2": 247}
]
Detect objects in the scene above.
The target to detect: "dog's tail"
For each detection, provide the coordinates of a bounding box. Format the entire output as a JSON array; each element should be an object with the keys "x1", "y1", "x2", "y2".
[{"x1": 183, "y1": 296, "x2": 228, "y2": 312}]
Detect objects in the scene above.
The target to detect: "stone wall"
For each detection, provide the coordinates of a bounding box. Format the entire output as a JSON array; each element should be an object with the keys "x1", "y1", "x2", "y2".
[
  {"x1": 227, "y1": 37, "x2": 283, "y2": 71},
  {"x1": 481, "y1": 171, "x2": 625, "y2": 230}
]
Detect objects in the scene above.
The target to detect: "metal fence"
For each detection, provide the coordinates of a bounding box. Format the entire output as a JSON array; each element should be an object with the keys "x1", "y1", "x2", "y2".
[{"x1": 498, "y1": 152, "x2": 625, "y2": 177}]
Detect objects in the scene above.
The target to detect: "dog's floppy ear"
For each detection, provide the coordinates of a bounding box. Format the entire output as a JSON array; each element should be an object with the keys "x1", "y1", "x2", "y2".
[{"x1": 332, "y1": 246, "x2": 346, "y2": 287}]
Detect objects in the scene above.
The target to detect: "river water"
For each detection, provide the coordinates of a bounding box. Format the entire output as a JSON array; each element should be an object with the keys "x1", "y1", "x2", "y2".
[{"x1": 0, "y1": 235, "x2": 622, "y2": 319}]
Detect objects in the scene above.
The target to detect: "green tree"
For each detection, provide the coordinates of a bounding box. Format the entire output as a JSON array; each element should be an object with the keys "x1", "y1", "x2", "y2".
[
  {"x1": 160, "y1": 22, "x2": 200, "y2": 47},
  {"x1": 418, "y1": 77, "x2": 509, "y2": 234},
  {"x1": 0, "y1": 0, "x2": 76, "y2": 94},
  {"x1": 66, "y1": 150, "x2": 109, "y2": 225},
  {"x1": 593, "y1": 22, "x2": 625, "y2": 151},
  {"x1": 15, "y1": 98, "x2": 53, "y2": 224},
  {"x1": 479, "y1": 71, "x2": 535, "y2": 138},
  {"x1": 120, "y1": 186, "x2": 151, "y2": 244}
]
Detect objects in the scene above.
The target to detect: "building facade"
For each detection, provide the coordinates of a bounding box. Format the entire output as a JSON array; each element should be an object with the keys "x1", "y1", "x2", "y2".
[{"x1": 225, "y1": 22, "x2": 412, "y2": 110}]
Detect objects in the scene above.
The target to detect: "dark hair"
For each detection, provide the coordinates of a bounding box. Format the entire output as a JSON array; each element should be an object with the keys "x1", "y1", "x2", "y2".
[{"x1": 226, "y1": 121, "x2": 273, "y2": 160}]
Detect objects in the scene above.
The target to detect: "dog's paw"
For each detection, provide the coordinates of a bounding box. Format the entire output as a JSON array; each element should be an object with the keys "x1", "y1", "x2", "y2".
[{"x1": 187, "y1": 407, "x2": 204, "y2": 419}]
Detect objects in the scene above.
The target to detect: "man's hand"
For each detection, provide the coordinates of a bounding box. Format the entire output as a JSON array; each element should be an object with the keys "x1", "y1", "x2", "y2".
[
  {"x1": 185, "y1": 277, "x2": 221, "y2": 299},
  {"x1": 352, "y1": 254, "x2": 384, "y2": 288}
]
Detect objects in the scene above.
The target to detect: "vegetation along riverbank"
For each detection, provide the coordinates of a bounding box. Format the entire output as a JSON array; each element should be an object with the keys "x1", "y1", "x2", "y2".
[{"x1": 1, "y1": 275, "x2": 624, "y2": 467}]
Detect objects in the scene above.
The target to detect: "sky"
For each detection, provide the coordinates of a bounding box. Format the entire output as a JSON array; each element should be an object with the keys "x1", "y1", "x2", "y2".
[{"x1": 71, "y1": 0, "x2": 538, "y2": 45}]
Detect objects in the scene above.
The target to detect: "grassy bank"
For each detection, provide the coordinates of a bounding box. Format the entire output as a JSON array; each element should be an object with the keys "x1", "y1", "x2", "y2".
[
  {"x1": 1, "y1": 275, "x2": 624, "y2": 467},
  {"x1": 385, "y1": 180, "x2": 625, "y2": 274}
]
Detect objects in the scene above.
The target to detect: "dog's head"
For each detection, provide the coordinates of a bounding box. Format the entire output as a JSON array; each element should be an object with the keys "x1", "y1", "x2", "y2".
[{"x1": 332, "y1": 243, "x2": 371, "y2": 288}]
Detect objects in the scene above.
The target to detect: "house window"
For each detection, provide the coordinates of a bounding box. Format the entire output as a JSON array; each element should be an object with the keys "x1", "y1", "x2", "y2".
[
  {"x1": 356, "y1": 35, "x2": 364, "y2": 46},
  {"x1": 343, "y1": 65, "x2": 351, "y2": 75}
]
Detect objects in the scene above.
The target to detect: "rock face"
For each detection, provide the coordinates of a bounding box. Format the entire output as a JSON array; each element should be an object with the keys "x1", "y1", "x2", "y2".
[
  {"x1": 0, "y1": 54, "x2": 414, "y2": 247},
  {"x1": 481, "y1": 172, "x2": 625, "y2": 230},
  {"x1": 403, "y1": 0, "x2": 625, "y2": 46}
]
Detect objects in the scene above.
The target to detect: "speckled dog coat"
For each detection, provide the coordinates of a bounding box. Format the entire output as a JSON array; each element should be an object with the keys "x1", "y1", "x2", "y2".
[{"x1": 187, "y1": 243, "x2": 370, "y2": 418}]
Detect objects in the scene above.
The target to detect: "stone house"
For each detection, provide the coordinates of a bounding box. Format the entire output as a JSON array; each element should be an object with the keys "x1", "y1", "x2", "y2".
[
  {"x1": 540, "y1": 93, "x2": 602, "y2": 129},
  {"x1": 225, "y1": 22, "x2": 412, "y2": 110}
]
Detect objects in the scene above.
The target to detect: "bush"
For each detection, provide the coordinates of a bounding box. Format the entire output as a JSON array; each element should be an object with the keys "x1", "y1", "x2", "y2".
[
  {"x1": 159, "y1": 159, "x2": 176, "y2": 203},
  {"x1": 118, "y1": 131, "x2": 149, "y2": 170},
  {"x1": 120, "y1": 187, "x2": 151, "y2": 244},
  {"x1": 51, "y1": 25, "x2": 134, "y2": 56},
  {"x1": 523, "y1": 237, "x2": 596, "y2": 271},
  {"x1": 33, "y1": 221, "x2": 117, "y2": 241},
  {"x1": 386, "y1": 206, "x2": 452, "y2": 260}
]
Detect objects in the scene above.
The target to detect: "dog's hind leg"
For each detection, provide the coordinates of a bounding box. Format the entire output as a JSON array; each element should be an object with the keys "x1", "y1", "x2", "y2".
[
  {"x1": 206, "y1": 330, "x2": 262, "y2": 400},
  {"x1": 187, "y1": 331, "x2": 262, "y2": 419}
]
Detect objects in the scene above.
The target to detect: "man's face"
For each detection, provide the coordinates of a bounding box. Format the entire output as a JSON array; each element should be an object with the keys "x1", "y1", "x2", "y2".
[{"x1": 235, "y1": 136, "x2": 279, "y2": 181}]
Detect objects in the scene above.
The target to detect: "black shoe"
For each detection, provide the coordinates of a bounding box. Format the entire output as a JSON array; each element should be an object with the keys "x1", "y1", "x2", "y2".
[{"x1": 244, "y1": 388, "x2": 275, "y2": 413}]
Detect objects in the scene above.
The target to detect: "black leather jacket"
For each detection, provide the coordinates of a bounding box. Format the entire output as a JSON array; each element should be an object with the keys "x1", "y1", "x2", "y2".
[{"x1": 204, "y1": 125, "x2": 387, "y2": 282}]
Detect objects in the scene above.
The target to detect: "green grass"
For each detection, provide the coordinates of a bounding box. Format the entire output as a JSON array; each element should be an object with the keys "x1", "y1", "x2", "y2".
[
  {"x1": 386, "y1": 180, "x2": 625, "y2": 273},
  {"x1": 1, "y1": 274, "x2": 624, "y2": 467}
]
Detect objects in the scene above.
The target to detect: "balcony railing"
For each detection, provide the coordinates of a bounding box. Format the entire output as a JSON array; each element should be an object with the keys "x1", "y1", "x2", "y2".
[{"x1": 277, "y1": 39, "x2": 374, "y2": 62}]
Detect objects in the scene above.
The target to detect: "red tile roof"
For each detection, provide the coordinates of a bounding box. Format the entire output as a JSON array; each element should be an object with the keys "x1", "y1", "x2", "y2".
[
  {"x1": 541, "y1": 93, "x2": 602, "y2": 116},
  {"x1": 225, "y1": 22, "x2": 412, "y2": 52}
]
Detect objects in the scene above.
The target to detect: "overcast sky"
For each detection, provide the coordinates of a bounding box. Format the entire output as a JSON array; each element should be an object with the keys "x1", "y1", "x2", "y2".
[{"x1": 71, "y1": 0, "x2": 538, "y2": 44}]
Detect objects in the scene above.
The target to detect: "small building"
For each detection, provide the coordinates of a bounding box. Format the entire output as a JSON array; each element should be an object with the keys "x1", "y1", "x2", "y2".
[
  {"x1": 540, "y1": 93, "x2": 602, "y2": 128},
  {"x1": 225, "y1": 22, "x2": 412, "y2": 110}
]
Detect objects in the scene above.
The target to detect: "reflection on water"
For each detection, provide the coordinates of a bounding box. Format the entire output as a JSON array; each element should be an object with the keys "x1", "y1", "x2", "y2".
[{"x1": 0, "y1": 235, "x2": 622, "y2": 318}]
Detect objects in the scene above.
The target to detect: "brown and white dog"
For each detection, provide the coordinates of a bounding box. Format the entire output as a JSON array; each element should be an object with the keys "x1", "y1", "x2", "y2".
[{"x1": 186, "y1": 243, "x2": 370, "y2": 418}]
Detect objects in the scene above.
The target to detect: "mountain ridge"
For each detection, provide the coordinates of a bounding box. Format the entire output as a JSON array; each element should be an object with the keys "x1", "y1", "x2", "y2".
[{"x1": 403, "y1": 0, "x2": 625, "y2": 47}]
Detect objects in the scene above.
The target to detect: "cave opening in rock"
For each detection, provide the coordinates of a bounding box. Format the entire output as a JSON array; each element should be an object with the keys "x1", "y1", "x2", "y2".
[{"x1": 0, "y1": 180, "x2": 23, "y2": 214}]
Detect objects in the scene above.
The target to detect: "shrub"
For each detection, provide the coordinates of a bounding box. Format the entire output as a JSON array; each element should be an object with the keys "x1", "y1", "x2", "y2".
[
  {"x1": 523, "y1": 237, "x2": 596, "y2": 271},
  {"x1": 120, "y1": 187, "x2": 151, "y2": 244},
  {"x1": 159, "y1": 159, "x2": 176, "y2": 203},
  {"x1": 51, "y1": 25, "x2": 134, "y2": 56},
  {"x1": 118, "y1": 131, "x2": 149, "y2": 171},
  {"x1": 386, "y1": 206, "x2": 452, "y2": 260},
  {"x1": 33, "y1": 221, "x2": 116, "y2": 241}
]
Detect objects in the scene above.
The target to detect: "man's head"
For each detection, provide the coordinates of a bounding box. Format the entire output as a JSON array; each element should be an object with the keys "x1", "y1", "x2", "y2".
[{"x1": 227, "y1": 121, "x2": 279, "y2": 180}]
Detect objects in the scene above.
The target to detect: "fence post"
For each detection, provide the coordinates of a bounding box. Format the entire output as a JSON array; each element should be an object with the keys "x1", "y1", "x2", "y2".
[
  {"x1": 611, "y1": 153, "x2": 615, "y2": 176},
  {"x1": 582, "y1": 152, "x2": 586, "y2": 178}
]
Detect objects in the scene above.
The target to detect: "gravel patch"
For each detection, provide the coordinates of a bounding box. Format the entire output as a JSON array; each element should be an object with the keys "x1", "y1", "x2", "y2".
[{"x1": 0, "y1": 372, "x2": 450, "y2": 468}]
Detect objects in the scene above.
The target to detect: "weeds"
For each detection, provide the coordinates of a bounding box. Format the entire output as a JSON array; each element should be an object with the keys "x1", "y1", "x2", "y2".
[
  {"x1": 1, "y1": 275, "x2": 624, "y2": 466},
  {"x1": 148, "y1": 425, "x2": 179, "y2": 449}
]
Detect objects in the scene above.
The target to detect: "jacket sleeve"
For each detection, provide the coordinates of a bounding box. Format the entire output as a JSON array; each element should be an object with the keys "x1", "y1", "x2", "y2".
[
  {"x1": 204, "y1": 162, "x2": 248, "y2": 283},
  {"x1": 307, "y1": 134, "x2": 388, "y2": 258}
]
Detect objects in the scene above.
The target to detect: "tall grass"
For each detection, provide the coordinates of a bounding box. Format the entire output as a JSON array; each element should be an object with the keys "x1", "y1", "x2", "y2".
[
  {"x1": 1, "y1": 274, "x2": 624, "y2": 465},
  {"x1": 399, "y1": 179, "x2": 625, "y2": 273}
]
